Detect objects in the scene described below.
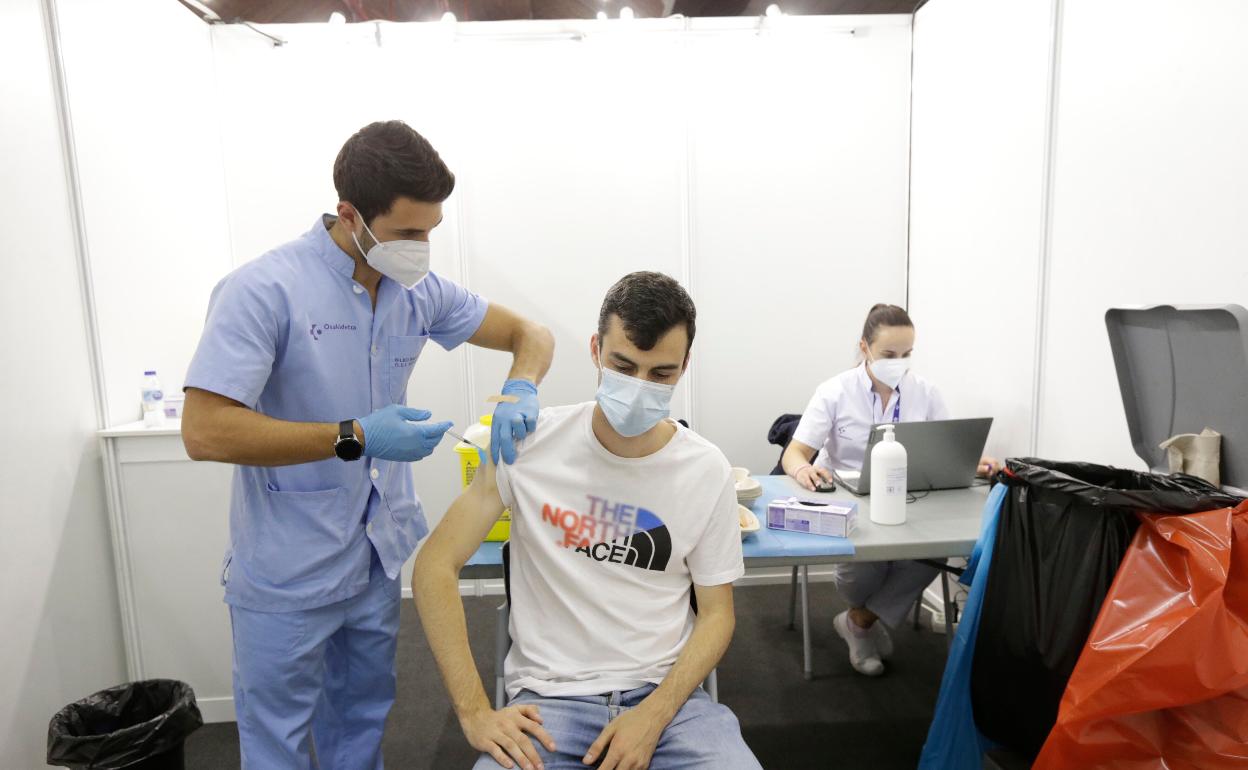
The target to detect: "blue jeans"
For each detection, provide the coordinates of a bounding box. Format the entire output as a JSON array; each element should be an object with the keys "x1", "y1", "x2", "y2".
[
  {"x1": 472, "y1": 684, "x2": 761, "y2": 770},
  {"x1": 229, "y1": 549, "x2": 400, "y2": 769}
]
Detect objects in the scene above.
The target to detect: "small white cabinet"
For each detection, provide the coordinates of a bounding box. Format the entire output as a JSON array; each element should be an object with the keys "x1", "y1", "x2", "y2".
[{"x1": 99, "y1": 421, "x2": 235, "y2": 722}]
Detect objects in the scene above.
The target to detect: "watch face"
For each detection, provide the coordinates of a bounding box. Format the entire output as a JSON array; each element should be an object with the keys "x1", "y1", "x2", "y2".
[{"x1": 336, "y1": 437, "x2": 363, "y2": 461}]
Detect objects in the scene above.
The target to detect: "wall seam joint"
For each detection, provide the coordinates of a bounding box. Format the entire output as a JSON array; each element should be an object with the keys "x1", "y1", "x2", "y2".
[{"x1": 1029, "y1": 0, "x2": 1065, "y2": 456}]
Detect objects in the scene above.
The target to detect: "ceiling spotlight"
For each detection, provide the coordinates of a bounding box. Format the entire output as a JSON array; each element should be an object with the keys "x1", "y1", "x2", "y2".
[
  {"x1": 765, "y1": 4, "x2": 782, "y2": 17},
  {"x1": 441, "y1": 10, "x2": 457, "y2": 22},
  {"x1": 596, "y1": 10, "x2": 608, "y2": 19},
  {"x1": 328, "y1": 11, "x2": 346, "y2": 23},
  {"x1": 619, "y1": 6, "x2": 635, "y2": 19}
]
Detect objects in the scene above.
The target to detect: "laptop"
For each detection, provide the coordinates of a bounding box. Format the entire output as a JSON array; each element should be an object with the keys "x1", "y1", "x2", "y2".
[{"x1": 833, "y1": 418, "x2": 994, "y2": 495}]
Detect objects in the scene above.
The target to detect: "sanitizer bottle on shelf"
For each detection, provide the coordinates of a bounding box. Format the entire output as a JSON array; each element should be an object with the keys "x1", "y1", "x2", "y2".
[
  {"x1": 141, "y1": 370, "x2": 166, "y2": 428},
  {"x1": 869, "y1": 424, "x2": 907, "y2": 525}
]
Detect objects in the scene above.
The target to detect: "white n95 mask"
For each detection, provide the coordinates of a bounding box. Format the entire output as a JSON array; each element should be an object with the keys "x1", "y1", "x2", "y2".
[
  {"x1": 595, "y1": 363, "x2": 675, "y2": 438},
  {"x1": 868, "y1": 355, "x2": 911, "y2": 390},
  {"x1": 352, "y1": 216, "x2": 431, "y2": 289}
]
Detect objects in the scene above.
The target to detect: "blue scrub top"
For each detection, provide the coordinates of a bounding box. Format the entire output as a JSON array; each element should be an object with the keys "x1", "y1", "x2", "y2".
[{"x1": 186, "y1": 215, "x2": 488, "y2": 612}]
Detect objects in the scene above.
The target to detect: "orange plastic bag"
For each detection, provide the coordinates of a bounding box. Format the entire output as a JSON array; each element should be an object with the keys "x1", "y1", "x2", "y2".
[{"x1": 1034, "y1": 500, "x2": 1248, "y2": 769}]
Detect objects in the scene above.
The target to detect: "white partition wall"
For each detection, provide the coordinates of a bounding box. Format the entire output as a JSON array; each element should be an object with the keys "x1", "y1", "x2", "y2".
[
  {"x1": 0, "y1": 2, "x2": 126, "y2": 767},
  {"x1": 688, "y1": 19, "x2": 913, "y2": 471},
  {"x1": 1035, "y1": 0, "x2": 1248, "y2": 466},
  {"x1": 455, "y1": 31, "x2": 689, "y2": 418},
  {"x1": 907, "y1": 0, "x2": 1054, "y2": 461},
  {"x1": 56, "y1": 0, "x2": 233, "y2": 427},
  {"x1": 909, "y1": 0, "x2": 1248, "y2": 470}
]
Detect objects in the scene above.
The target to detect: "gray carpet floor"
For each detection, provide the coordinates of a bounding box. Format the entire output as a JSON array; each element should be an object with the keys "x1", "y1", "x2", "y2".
[{"x1": 185, "y1": 581, "x2": 948, "y2": 769}]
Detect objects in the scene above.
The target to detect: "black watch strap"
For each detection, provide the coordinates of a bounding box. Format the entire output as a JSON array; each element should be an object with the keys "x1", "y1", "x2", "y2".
[{"x1": 339, "y1": 420, "x2": 355, "y2": 441}]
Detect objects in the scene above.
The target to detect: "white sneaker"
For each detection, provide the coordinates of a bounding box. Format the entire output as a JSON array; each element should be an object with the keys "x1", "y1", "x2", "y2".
[
  {"x1": 834, "y1": 611, "x2": 884, "y2": 676},
  {"x1": 871, "y1": 621, "x2": 894, "y2": 660}
]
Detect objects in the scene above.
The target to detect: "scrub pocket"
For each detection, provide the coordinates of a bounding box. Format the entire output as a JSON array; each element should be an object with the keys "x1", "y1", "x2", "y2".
[
  {"x1": 251, "y1": 484, "x2": 349, "y2": 587},
  {"x1": 388, "y1": 334, "x2": 428, "y2": 402},
  {"x1": 380, "y1": 474, "x2": 429, "y2": 551}
]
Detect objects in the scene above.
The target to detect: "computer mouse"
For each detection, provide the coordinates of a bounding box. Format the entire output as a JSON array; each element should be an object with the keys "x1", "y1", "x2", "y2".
[{"x1": 814, "y1": 480, "x2": 836, "y2": 493}]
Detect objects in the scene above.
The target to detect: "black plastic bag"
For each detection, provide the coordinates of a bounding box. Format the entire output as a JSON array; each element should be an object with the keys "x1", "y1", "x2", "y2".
[
  {"x1": 970, "y1": 458, "x2": 1241, "y2": 759},
  {"x1": 47, "y1": 679, "x2": 203, "y2": 769}
]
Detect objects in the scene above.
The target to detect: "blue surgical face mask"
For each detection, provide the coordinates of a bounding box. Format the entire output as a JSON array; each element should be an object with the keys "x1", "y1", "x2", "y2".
[{"x1": 595, "y1": 358, "x2": 675, "y2": 438}]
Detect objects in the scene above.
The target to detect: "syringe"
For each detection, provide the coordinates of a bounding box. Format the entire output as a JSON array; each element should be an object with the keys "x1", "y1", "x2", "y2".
[{"x1": 445, "y1": 428, "x2": 485, "y2": 453}]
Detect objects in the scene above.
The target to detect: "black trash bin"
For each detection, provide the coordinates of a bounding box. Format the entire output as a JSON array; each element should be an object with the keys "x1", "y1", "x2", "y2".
[
  {"x1": 47, "y1": 679, "x2": 203, "y2": 769},
  {"x1": 969, "y1": 458, "x2": 1240, "y2": 760}
]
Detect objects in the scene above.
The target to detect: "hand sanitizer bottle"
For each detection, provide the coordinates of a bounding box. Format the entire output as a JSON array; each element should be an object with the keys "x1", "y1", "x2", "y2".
[
  {"x1": 869, "y1": 424, "x2": 907, "y2": 525},
  {"x1": 141, "y1": 370, "x2": 166, "y2": 427}
]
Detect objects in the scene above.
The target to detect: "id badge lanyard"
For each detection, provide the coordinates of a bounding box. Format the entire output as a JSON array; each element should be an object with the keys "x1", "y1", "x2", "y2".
[{"x1": 872, "y1": 390, "x2": 901, "y2": 424}]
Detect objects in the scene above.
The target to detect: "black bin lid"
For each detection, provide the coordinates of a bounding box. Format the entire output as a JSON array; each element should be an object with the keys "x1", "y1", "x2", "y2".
[{"x1": 1105, "y1": 304, "x2": 1248, "y2": 490}]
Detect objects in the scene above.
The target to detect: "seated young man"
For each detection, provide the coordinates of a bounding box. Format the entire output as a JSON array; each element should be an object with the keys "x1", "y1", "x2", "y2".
[{"x1": 414, "y1": 271, "x2": 761, "y2": 770}]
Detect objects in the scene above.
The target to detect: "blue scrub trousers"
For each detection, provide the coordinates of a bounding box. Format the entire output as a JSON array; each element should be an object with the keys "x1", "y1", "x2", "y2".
[{"x1": 230, "y1": 548, "x2": 401, "y2": 769}]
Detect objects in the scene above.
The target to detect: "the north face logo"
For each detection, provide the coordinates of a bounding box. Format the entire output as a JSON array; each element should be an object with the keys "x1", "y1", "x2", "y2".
[
  {"x1": 542, "y1": 497, "x2": 672, "y2": 573},
  {"x1": 575, "y1": 525, "x2": 672, "y2": 572}
]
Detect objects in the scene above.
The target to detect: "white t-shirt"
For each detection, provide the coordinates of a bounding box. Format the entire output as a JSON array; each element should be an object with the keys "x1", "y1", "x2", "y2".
[
  {"x1": 495, "y1": 401, "x2": 744, "y2": 699},
  {"x1": 792, "y1": 364, "x2": 949, "y2": 473}
]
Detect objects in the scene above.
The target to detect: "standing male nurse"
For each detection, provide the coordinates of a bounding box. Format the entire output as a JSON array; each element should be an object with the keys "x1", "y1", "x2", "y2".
[{"x1": 181, "y1": 120, "x2": 554, "y2": 769}]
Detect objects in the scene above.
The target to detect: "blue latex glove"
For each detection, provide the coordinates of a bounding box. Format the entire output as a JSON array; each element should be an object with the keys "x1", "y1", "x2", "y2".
[
  {"x1": 491, "y1": 379, "x2": 539, "y2": 465},
  {"x1": 358, "y1": 405, "x2": 453, "y2": 462}
]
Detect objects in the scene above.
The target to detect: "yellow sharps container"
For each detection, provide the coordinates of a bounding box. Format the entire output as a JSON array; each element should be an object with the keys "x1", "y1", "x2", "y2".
[{"x1": 454, "y1": 414, "x2": 511, "y2": 541}]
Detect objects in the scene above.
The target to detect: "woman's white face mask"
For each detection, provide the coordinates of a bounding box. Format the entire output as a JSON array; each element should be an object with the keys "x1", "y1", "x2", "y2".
[
  {"x1": 351, "y1": 214, "x2": 431, "y2": 289},
  {"x1": 866, "y1": 351, "x2": 912, "y2": 389}
]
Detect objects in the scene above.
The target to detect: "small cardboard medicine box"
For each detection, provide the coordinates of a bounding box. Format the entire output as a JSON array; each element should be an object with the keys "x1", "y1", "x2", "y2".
[{"x1": 766, "y1": 497, "x2": 858, "y2": 538}]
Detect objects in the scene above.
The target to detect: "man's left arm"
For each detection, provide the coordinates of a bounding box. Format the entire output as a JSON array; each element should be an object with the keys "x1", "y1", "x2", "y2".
[
  {"x1": 583, "y1": 583, "x2": 736, "y2": 770},
  {"x1": 467, "y1": 304, "x2": 555, "y2": 464}
]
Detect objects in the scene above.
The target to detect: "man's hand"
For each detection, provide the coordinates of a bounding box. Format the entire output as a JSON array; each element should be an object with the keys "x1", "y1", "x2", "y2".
[
  {"x1": 358, "y1": 404, "x2": 452, "y2": 462},
  {"x1": 491, "y1": 379, "x2": 539, "y2": 465},
  {"x1": 460, "y1": 704, "x2": 556, "y2": 770},
  {"x1": 582, "y1": 702, "x2": 668, "y2": 770}
]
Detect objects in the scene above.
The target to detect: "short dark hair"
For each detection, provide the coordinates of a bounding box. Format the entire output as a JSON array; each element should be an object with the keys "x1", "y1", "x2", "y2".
[
  {"x1": 333, "y1": 121, "x2": 455, "y2": 224},
  {"x1": 598, "y1": 272, "x2": 697, "y2": 355},
  {"x1": 861, "y1": 303, "x2": 913, "y2": 344}
]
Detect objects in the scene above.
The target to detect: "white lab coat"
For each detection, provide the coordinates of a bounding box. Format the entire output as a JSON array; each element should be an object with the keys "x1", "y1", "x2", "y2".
[{"x1": 792, "y1": 363, "x2": 949, "y2": 473}]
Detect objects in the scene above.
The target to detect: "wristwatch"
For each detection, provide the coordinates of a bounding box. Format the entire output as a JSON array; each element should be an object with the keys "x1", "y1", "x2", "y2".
[{"x1": 334, "y1": 419, "x2": 363, "y2": 461}]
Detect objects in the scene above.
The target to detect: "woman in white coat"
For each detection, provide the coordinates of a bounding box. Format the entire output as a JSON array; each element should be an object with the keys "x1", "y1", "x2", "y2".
[{"x1": 780, "y1": 304, "x2": 999, "y2": 676}]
